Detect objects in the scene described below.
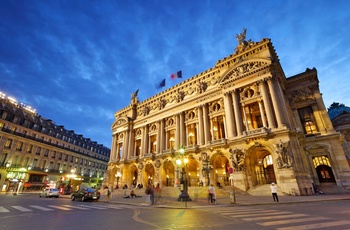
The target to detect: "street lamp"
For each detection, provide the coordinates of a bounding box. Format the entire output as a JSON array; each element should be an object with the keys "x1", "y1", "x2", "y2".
[
  {"x1": 115, "y1": 172, "x2": 121, "y2": 188},
  {"x1": 176, "y1": 147, "x2": 191, "y2": 202}
]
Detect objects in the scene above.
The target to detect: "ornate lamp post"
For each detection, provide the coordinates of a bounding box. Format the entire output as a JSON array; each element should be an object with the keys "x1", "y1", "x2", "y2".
[
  {"x1": 176, "y1": 147, "x2": 191, "y2": 203},
  {"x1": 115, "y1": 172, "x2": 121, "y2": 188}
]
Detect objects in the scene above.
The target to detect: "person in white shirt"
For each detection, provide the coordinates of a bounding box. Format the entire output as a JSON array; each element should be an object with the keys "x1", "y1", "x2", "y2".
[{"x1": 270, "y1": 182, "x2": 279, "y2": 202}]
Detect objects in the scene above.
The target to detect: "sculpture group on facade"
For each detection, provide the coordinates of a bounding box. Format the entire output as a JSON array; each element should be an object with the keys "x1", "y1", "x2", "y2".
[
  {"x1": 275, "y1": 140, "x2": 293, "y2": 168},
  {"x1": 229, "y1": 148, "x2": 246, "y2": 171}
]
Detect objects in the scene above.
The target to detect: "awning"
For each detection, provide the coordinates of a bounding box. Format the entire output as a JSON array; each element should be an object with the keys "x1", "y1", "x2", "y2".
[{"x1": 23, "y1": 182, "x2": 48, "y2": 188}]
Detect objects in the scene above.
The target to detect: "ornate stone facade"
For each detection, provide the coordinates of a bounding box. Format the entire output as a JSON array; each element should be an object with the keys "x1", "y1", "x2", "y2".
[{"x1": 107, "y1": 31, "x2": 350, "y2": 195}]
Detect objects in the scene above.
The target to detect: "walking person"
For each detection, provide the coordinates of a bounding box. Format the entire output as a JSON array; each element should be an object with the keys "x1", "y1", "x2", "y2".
[
  {"x1": 150, "y1": 185, "x2": 155, "y2": 205},
  {"x1": 208, "y1": 184, "x2": 216, "y2": 204},
  {"x1": 106, "y1": 187, "x2": 111, "y2": 202},
  {"x1": 270, "y1": 182, "x2": 279, "y2": 202}
]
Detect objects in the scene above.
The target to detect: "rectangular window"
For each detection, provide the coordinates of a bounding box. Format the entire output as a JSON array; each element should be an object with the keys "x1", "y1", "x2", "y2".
[
  {"x1": 168, "y1": 130, "x2": 175, "y2": 149},
  {"x1": 150, "y1": 135, "x2": 157, "y2": 153},
  {"x1": 212, "y1": 115, "x2": 225, "y2": 140},
  {"x1": 187, "y1": 124, "x2": 197, "y2": 145},
  {"x1": 32, "y1": 158, "x2": 38, "y2": 168},
  {"x1": 27, "y1": 144, "x2": 33, "y2": 153},
  {"x1": 36, "y1": 147, "x2": 41, "y2": 155},
  {"x1": 118, "y1": 143, "x2": 123, "y2": 159},
  {"x1": 135, "y1": 139, "x2": 141, "y2": 156},
  {"x1": 44, "y1": 149, "x2": 49, "y2": 157},
  {"x1": 298, "y1": 106, "x2": 318, "y2": 134},
  {"x1": 16, "y1": 142, "x2": 23, "y2": 151},
  {"x1": 52, "y1": 151, "x2": 56, "y2": 158},
  {"x1": 5, "y1": 139, "x2": 12, "y2": 148}
]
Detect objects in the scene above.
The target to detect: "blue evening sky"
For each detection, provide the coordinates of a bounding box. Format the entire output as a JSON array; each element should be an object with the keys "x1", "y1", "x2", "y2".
[{"x1": 1, "y1": 0, "x2": 349, "y2": 148}]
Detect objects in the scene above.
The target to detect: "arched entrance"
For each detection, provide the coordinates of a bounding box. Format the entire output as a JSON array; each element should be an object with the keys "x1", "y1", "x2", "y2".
[
  {"x1": 210, "y1": 153, "x2": 230, "y2": 187},
  {"x1": 163, "y1": 159, "x2": 175, "y2": 187},
  {"x1": 144, "y1": 162, "x2": 155, "y2": 185},
  {"x1": 130, "y1": 165, "x2": 138, "y2": 187},
  {"x1": 247, "y1": 147, "x2": 276, "y2": 186},
  {"x1": 185, "y1": 157, "x2": 199, "y2": 187},
  {"x1": 313, "y1": 156, "x2": 336, "y2": 183}
]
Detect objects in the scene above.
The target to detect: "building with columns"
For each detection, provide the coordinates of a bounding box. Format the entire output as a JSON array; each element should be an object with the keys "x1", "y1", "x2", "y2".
[{"x1": 106, "y1": 31, "x2": 350, "y2": 195}]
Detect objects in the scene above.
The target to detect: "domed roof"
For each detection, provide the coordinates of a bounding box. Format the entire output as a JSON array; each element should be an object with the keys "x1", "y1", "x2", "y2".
[{"x1": 328, "y1": 104, "x2": 350, "y2": 120}]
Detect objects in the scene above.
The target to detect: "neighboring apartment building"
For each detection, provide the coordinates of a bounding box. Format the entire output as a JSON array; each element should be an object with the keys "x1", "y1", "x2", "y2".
[
  {"x1": 0, "y1": 93, "x2": 110, "y2": 193},
  {"x1": 106, "y1": 30, "x2": 350, "y2": 196}
]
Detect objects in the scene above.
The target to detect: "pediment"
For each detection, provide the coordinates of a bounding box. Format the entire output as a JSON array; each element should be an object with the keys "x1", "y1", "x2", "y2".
[
  {"x1": 111, "y1": 116, "x2": 128, "y2": 128},
  {"x1": 219, "y1": 58, "x2": 271, "y2": 84}
]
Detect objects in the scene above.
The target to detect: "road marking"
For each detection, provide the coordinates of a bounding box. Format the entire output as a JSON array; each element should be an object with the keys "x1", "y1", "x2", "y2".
[
  {"x1": 0, "y1": 206, "x2": 10, "y2": 212},
  {"x1": 259, "y1": 216, "x2": 330, "y2": 226},
  {"x1": 77, "y1": 205, "x2": 107, "y2": 209},
  {"x1": 48, "y1": 205, "x2": 72, "y2": 210},
  {"x1": 277, "y1": 220, "x2": 350, "y2": 230},
  {"x1": 62, "y1": 205, "x2": 90, "y2": 210},
  {"x1": 96, "y1": 205, "x2": 123, "y2": 209},
  {"x1": 12, "y1": 206, "x2": 32, "y2": 212},
  {"x1": 231, "y1": 211, "x2": 292, "y2": 218},
  {"x1": 242, "y1": 213, "x2": 308, "y2": 221},
  {"x1": 30, "y1": 205, "x2": 54, "y2": 211}
]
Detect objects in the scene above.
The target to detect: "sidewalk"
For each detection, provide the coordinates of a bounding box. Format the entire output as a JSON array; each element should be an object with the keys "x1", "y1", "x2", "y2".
[{"x1": 62, "y1": 192, "x2": 350, "y2": 209}]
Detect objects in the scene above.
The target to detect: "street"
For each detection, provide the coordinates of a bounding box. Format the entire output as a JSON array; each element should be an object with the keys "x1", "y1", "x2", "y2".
[{"x1": 1, "y1": 193, "x2": 350, "y2": 229}]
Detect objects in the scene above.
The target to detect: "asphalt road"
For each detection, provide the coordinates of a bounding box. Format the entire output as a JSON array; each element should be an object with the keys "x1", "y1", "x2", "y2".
[{"x1": 1, "y1": 193, "x2": 350, "y2": 230}]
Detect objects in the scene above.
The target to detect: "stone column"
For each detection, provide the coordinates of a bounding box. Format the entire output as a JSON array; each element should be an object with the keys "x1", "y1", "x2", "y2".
[
  {"x1": 223, "y1": 92, "x2": 235, "y2": 138},
  {"x1": 203, "y1": 104, "x2": 211, "y2": 144},
  {"x1": 180, "y1": 112, "x2": 186, "y2": 146},
  {"x1": 258, "y1": 100, "x2": 267, "y2": 128},
  {"x1": 267, "y1": 77, "x2": 283, "y2": 128},
  {"x1": 128, "y1": 128, "x2": 135, "y2": 158},
  {"x1": 260, "y1": 79, "x2": 276, "y2": 128},
  {"x1": 198, "y1": 106, "x2": 204, "y2": 145},
  {"x1": 123, "y1": 130, "x2": 129, "y2": 159},
  {"x1": 143, "y1": 125, "x2": 149, "y2": 155},
  {"x1": 175, "y1": 113, "x2": 180, "y2": 148},
  {"x1": 156, "y1": 120, "x2": 161, "y2": 154},
  {"x1": 232, "y1": 89, "x2": 243, "y2": 136},
  {"x1": 242, "y1": 104, "x2": 249, "y2": 131},
  {"x1": 110, "y1": 134, "x2": 117, "y2": 160}
]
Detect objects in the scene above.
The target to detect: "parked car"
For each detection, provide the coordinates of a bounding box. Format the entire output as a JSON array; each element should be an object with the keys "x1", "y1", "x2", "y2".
[
  {"x1": 71, "y1": 187, "x2": 100, "y2": 202},
  {"x1": 39, "y1": 188, "x2": 60, "y2": 198}
]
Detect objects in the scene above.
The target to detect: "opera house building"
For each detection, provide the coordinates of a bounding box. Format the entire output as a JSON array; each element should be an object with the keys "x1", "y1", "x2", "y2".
[{"x1": 106, "y1": 31, "x2": 350, "y2": 196}]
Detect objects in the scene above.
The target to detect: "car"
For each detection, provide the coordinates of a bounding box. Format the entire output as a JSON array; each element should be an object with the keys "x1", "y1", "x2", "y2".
[
  {"x1": 39, "y1": 188, "x2": 60, "y2": 198},
  {"x1": 71, "y1": 187, "x2": 100, "y2": 202}
]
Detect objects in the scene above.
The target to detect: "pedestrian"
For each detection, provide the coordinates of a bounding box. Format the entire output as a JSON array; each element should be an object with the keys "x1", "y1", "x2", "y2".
[
  {"x1": 208, "y1": 184, "x2": 216, "y2": 204},
  {"x1": 150, "y1": 185, "x2": 155, "y2": 205},
  {"x1": 106, "y1": 187, "x2": 111, "y2": 202},
  {"x1": 145, "y1": 185, "x2": 151, "y2": 203},
  {"x1": 270, "y1": 182, "x2": 279, "y2": 202},
  {"x1": 155, "y1": 183, "x2": 162, "y2": 203}
]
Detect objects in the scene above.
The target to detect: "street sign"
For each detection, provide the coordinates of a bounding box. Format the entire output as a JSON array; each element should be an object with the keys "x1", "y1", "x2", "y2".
[{"x1": 228, "y1": 167, "x2": 234, "y2": 174}]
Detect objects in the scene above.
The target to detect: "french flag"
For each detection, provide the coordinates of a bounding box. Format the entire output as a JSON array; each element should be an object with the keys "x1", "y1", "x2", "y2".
[{"x1": 170, "y1": 70, "x2": 182, "y2": 80}]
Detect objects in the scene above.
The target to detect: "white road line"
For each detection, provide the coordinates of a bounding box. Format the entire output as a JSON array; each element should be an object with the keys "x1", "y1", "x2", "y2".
[
  {"x1": 77, "y1": 205, "x2": 106, "y2": 209},
  {"x1": 48, "y1": 205, "x2": 72, "y2": 210},
  {"x1": 12, "y1": 206, "x2": 32, "y2": 212},
  {"x1": 62, "y1": 205, "x2": 90, "y2": 210},
  {"x1": 259, "y1": 216, "x2": 330, "y2": 226},
  {"x1": 277, "y1": 220, "x2": 350, "y2": 230},
  {"x1": 30, "y1": 205, "x2": 54, "y2": 211},
  {"x1": 0, "y1": 206, "x2": 10, "y2": 212},
  {"x1": 231, "y1": 211, "x2": 292, "y2": 218},
  {"x1": 95, "y1": 205, "x2": 123, "y2": 209},
  {"x1": 242, "y1": 213, "x2": 308, "y2": 221}
]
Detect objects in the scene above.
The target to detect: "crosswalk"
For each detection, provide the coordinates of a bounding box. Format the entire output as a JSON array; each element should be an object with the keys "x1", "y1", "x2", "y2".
[
  {"x1": 212, "y1": 207, "x2": 350, "y2": 229},
  {"x1": 0, "y1": 204, "x2": 128, "y2": 213}
]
